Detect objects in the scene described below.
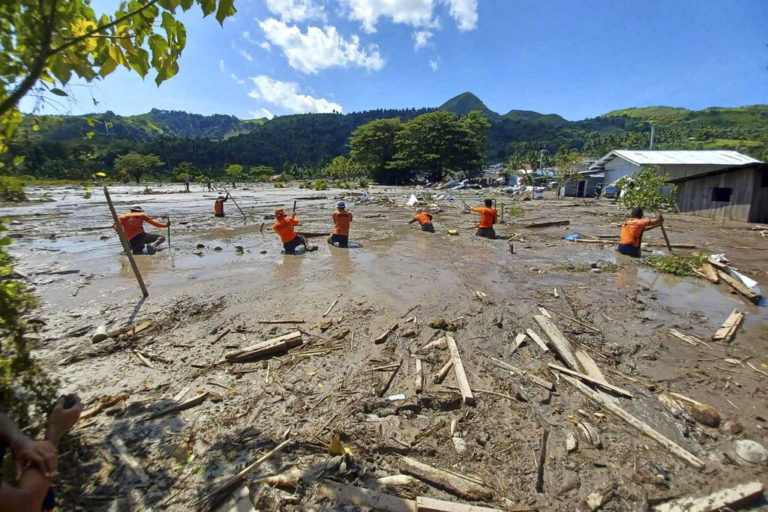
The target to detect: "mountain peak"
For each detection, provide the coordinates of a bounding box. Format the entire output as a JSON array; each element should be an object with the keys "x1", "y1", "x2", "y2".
[{"x1": 439, "y1": 92, "x2": 498, "y2": 119}]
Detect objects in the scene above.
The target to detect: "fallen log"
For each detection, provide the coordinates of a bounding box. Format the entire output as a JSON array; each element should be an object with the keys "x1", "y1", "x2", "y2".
[
  {"x1": 318, "y1": 481, "x2": 416, "y2": 512},
  {"x1": 223, "y1": 331, "x2": 302, "y2": 362},
  {"x1": 716, "y1": 269, "x2": 761, "y2": 304},
  {"x1": 524, "y1": 220, "x2": 569, "y2": 228},
  {"x1": 548, "y1": 363, "x2": 633, "y2": 398},
  {"x1": 712, "y1": 309, "x2": 743, "y2": 342},
  {"x1": 560, "y1": 375, "x2": 704, "y2": 468},
  {"x1": 445, "y1": 335, "x2": 474, "y2": 405},
  {"x1": 416, "y1": 496, "x2": 502, "y2": 512},
  {"x1": 399, "y1": 456, "x2": 493, "y2": 501},
  {"x1": 653, "y1": 481, "x2": 764, "y2": 512},
  {"x1": 533, "y1": 315, "x2": 582, "y2": 371}
]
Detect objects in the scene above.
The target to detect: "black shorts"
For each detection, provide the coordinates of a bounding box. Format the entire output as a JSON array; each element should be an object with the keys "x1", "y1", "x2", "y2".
[
  {"x1": 421, "y1": 222, "x2": 435, "y2": 232},
  {"x1": 283, "y1": 235, "x2": 306, "y2": 254},
  {"x1": 129, "y1": 232, "x2": 161, "y2": 253},
  {"x1": 328, "y1": 234, "x2": 349, "y2": 248},
  {"x1": 214, "y1": 213, "x2": 225, "y2": 218},
  {"x1": 475, "y1": 227, "x2": 496, "y2": 239},
  {"x1": 617, "y1": 243, "x2": 641, "y2": 258}
]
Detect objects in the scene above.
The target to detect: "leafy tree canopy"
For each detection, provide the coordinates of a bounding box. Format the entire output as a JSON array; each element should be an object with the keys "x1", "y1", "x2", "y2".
[
  {"x1": 616, "y1": 166, "x2": 677, "y2": 210},
  {"x1": 114, "y1": 151, "x2": 163, "y2": 183}
]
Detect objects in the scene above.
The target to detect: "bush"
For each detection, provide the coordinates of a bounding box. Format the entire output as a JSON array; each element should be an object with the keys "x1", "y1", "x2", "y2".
[
  {"x1": 274, "y1": 182, "x2": 284, "y2": 188},
  {"x1": 0, "y1": 176, "x2": 28, "y2": 202},
  {"x1": 358, "y1": 178, "x2": 369, "y2": 188},
  {"x1": 310, "y1": 179, "x2": 328, "y2": 190},
  {"x1": 645, "y1": 252, "x2": 709, "y2": 276}
]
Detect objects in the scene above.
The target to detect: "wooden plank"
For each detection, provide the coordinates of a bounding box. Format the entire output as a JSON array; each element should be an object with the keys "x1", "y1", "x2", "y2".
[
  {"x1": 525, "y1": 220, "x2": 569, "y2": 228},
  {"x1": 510, "y1": 333, "x2": 527, "y2": 354},
  {"x1": 490, "y1": 358, "x2": 554, "y2": 391},
  {"x1": 525, "y1": 329, "x2": 549, "y2": 352},
  {"x1": 445, "y1": 335, "x2": 474, "y2": 406},
  {"x1": 540, "y1": 307, "x2": 600, "y2": 333},
  {"x1": 653, "y1": 481, "x2": 764, "y2": 512},
  {"x1": 701, "y1": 263, "x2": 719, "y2": 283},
  {"x1": 712, "y1": 309, "x2": 743, "y2": 342},
  {"x1": 716, "y1": 269, "x2": 761, "y2": 304},
  {"x1": 533, "y1": 315, "x2": 582, "y2": 371},
  {"x1": 433, "y1": 358, "x2": 454, "y2": 384},
  {"x1": 573, "y1": 349, "x2": 607, "y2": 382},
  {"x1": 399, "y1": 456, "x2": 492, "y2": 500},
  {"x1": 560, "y1": 375, "x2": 704, "y2": 468},
  {"x1": 416, "y1": 496, "x2": 502, "y2": 512},
  {"x1": 223, "y1": 331, "x2": 302, "y2": 362},
  {"x1": 548, "y1": 363, "x2": 633, "y2": 398},
  {"x1": 415, "y1": 358, "x2": 424, "y2": 393},
  {"x1": 318, "y1": 481, "x2": 416, "y2": 512}
]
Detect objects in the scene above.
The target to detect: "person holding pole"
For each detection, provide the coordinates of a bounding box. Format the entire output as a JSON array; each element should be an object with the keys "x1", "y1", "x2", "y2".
[
  {"x1": 408, "y1": 209, "x2": 435, "y2": 232},
  {"x1": 273, "y1": 209, "x2": 317, "y2": 254},
  {"x1": 328, "y1": 201, "x2": 353, "y2": 247},
  {"x1": 214, "y1": 193, "x2": 229, "y2": 217},
  {"x1": 114, "y1": 205, "x2": 169, "y2": 255},
  {"x1": 617, "y1": 207, "x2": 663, "y2": 258},
  {"x1": 471, "y1": 199, "x2": 499, "y2": 239}
]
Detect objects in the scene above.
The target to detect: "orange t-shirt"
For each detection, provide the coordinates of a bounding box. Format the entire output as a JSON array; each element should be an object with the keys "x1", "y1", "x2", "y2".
[
  {"x1": 471, "y1": 207, "x2": 497, "y2": 228},
  {"x1": 116, "y1": 212, "x2": 167, "y2": 241},
  {"x1": 333, "y1": 210, "x2": 353, "y2": 235},
  {"x1": 620, "y1": 218, "x2": 651, "y2": 247},
  {"x1": 214, "y1": 198, "x2": 227, "y2": 215},
  {"x1": 273, "y1": 216, "x2": 299, "y2": 243},
  {"x1": 413, "y1": 212, "x2": 433, "y2": 225}
]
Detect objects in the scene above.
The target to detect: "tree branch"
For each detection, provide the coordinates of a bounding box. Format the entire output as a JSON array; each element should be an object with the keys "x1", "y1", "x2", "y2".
[{"x1": 49, "y1": 0, "x2": 160, "y2": 56}]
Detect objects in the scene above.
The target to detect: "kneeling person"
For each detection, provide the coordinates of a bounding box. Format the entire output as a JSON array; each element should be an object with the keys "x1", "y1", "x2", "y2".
[
  {"x1": 409, "y1": 209, "x2": 435, "y2": 232},
  {"x1": 328, "y1": 201, "x2": 353, "y2": 248},
  {"x1": 273, "y1": 209, "x2": 310, "y2": 254},
  {"x1": 115, "y1": 205, "x2": 168, "y2": 255},
  {"x1": 618, "y1": 207, "x2": 663, "y2": 257},
  {"x1": 471, "y1": 199, "x2": 498, "y2": 239}
]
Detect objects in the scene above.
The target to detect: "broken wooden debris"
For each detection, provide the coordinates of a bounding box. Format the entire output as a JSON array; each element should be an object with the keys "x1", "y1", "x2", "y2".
[
  {"x1": 433, "y1": 358, "x2": 454, "y2": 384},
  {"x1": 548, "y1": 363, "x2": 633, "y2": 398},
  {"x1": 379, "y1": 359, "x2": 403, "y2": 397},
  {"x1": 715, "y1": 269, "x2": 761, "y2": 304},
  {"x1": 560, "y1": 375, "x2": 704, "y2": 468},
  {"x1": 533, "y1": 315, "x2": 582, "y2": 371},
  {"x1": 701, "y1": 263, "x2": 719, "y2": 283},
  {"x1": 712, "y1": 309, "x2": 743, "y2": 342},
  {"x1": 213, "y1": 327, "x2": 231, "y2": 343},
  {"x1": 445, "y1": 335, "x2": 474, "y2": 405},
  {"x1": 415, "y1": 358, "x2": 424, "y2": 393},
  {"x1": 416, "y1": 496, "x2": 502, "y2": 512},
  {"x1": 566, "y1": 432, "x2": 578, "y2": 453},
  {"x1": 525, "y1": 329, "x2": 549, "y2": 352},
  {"x1": 539, "y1": 306, "x2": 600, "y2": 333},
  {"x1": 375, "y1": 323, "x2": 399, "y2": 344},
  {"x1": 491, "y1": 357, "x2": 554, "y2": 391},
  {"x1": 535, "y1": 428, "x2": 549, "y2": 493},
  {"x1": 134, "y1": 351, "x2": 154, "y2": 369},
  {"x1": 653, "y1": 481, "x2": 764, "y2": 512},
  {"x1": 323, "y1": 298, "x2": 339, "y2": 317},
  {"x1": 584, "y1": 484, "x2": 615, "y2": 511},
  {"x1": 110, "y1": 436, "x2": 149, "y2": 483},
  {"x1": 573, "y1": 417, "x2": 602, "y2": 449},
  {"x1": 510, "y1": 332, "x2": 527, "y2": 354},
  {"x1": 418, "y1": 337, "x2": 447, "y2": 352},
  {"x1": 669, "y1": 329, "x2": 704, "y2": 347},
  {"x1": 223, "y1": 331, "x2": 302, "y2": 362},
  {"x1": 399, "y1": 456, "x2": 493, "y2": 501},
  {"x1": 257, "y1": 319, "x2": 305, "y2": 324},
  {"x1": 525, "y1": 219, "x2": 570, "y2": 228},
  {"x1": 142, "y1": 392, "x2": 209, "y2": 422},
  {"x1": 318, "y1": 481, "x2": 416, "y2": 512}
]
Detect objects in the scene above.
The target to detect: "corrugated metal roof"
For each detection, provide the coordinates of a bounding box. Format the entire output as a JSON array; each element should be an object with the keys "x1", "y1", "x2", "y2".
[{"x1": 611, "y1": 150, "x2": 760, "y2": 166}]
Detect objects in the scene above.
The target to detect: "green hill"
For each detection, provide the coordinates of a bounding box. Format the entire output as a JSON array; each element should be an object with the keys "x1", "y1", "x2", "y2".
[
  {"x1": 439, "y1": 92, "x2": 499, "y2": 120},
  {"x1": 503, "y1": 109, "x2": 569, "y2": 126}
]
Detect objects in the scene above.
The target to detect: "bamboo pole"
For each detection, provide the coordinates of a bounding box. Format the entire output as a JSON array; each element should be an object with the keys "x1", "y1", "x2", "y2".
[{"x1": 103, "y1": 186, "x2": 148, "y2": 297}]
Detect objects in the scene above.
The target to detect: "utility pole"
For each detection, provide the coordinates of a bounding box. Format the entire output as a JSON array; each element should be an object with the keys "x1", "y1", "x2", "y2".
[{"x1": 649, "y1": 126, "x2": 655, "y2": 150}]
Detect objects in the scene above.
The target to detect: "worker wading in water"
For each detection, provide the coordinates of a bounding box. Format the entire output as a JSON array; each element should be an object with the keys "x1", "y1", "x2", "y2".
[
  {"x1": 214, "y1": 193, "x2": 229, "y2": 217},
  {"x1": 408, "y1": 209, "x2": 435, "y2": 232},
  {"x1": 273, "y1": 209, "x2": 317, "y2": 254},
  {"x1": 114, "y1": 205, "x2": 169, "y2": 255},
  {"x1": 617, "y1": 207, "x2": 664, "y2": 257},
  {"x1": 328, "y1": 201, "x2": 353, "y2": 248},
  {"x1": 471, "y1": 199, "x2": 498, "y2": 239}
]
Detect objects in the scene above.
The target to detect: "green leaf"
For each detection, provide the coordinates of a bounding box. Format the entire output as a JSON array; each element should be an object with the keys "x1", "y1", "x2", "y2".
[
  {"x1": 199, "y1": 0, "x2": 216, "y2": 16},
  {"x1": 126, "y1": 48, "x2": 150, "y2": 77},
  {"x1": 215, "y1": 0, "x2": 236, "y2": 25},
  {"x1": 86, "y1": 118, "x2": 95, "y2": 127},
  {"x1": 86, "y1": 131, "x2": 95, "y2": 139},
  {"x1": 99, "y1": 57, "x2": 117, "y2": 77},
  {"x1": 180, "y1": 0, "x2": 194, "y2": 10},
  {"x1": 50, "y1": 88, "x2": 68, "y2": 97},
  {"x1": 12, "y1": 155, "x2": 25, "y2": 166}
]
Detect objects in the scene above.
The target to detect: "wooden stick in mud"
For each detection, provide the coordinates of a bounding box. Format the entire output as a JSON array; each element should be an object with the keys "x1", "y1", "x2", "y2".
[
  {"x1": 399, "y1": 456, "x2": 493, "y2": 500},
  {"x1": 445, "y1": 335, "x2": 474, "y2": 405},
  {"x1": 547, "y1": 363, "x2": 633, "y2": 398},
  {"x1": 379, "y1": 359, "x2": 403, "y2": 397},
  {"x1": 103, "y1": 186, "x2": 148, "y2": 297},
  {"x1": 657, "y1": 211, "x2": 673, "y2": 252},
  {"x1": 165, "y1": 215, "x2": 171, "y2": 249},
  {"x1": 222, "y1": 186, "x2": 247, "y2": 221},
  {"x1": 653, "y1": 481, "x2": 764, "y2": 512},
  {"x1": 433, "y1": 358, "x2": 454, "y2": 384}
]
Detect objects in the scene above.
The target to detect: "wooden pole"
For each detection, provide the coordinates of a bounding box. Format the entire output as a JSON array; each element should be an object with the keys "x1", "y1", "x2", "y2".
[
  {"x1": 222, "y1": 187, "x2": 247, "y2": 221},
  {"x1": 500, "y1": 203, "x2": 504, "y2": 223},
  {"x1": 166, "y1": 216, "x2": 171, "y2": 249},
  {"x1": 103, "y1": 186, "x2": 149, "y2": 297},
  {"x1": 657, "y1": 211, "x2": 673, "y2": 252}
]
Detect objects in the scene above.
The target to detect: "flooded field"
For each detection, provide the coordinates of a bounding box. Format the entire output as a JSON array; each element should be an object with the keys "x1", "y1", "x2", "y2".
[{"x1": 2, "y1": 183, "x2": 767, "y2": 511}]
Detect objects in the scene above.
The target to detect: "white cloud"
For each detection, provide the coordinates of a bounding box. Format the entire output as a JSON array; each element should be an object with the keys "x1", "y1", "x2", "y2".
[
  {"x1": 243, "y1": 31, "x2": 258, "y2": 44},
  {"x1": 413, "y1": 30, "x2": 433, "y2": 50},
  {"x1": 442, "y1": 0, "x2": 478, "y2": 31},
  {"x1": 259, "y1": 18, "x2": 384, "y2": 74},
  {"x1": 265, "y1": 0, "x2": 325, "y2": 22},
  {"x1": 240, "y1": 49, "x2": 254, "y2": 62},
  {"x1": 339, "y1": 0, "x2": 436, "y2": 33},
  {"x1": 250, "y1": 108, "x2": 275, "y2": 120},
  {"x1": 258, "y1": 41, "x2": 272, "y2": 52},
  {"x1": 429, "y1": 59, "x2": 438, "y2": 71},
  {"x1": 231, "y1": 73, "x2": 246, "y2": 85},
  {"x1": 248, "y1": 75, "x2": 342, "y2": 113},
  {"x1": 219, "y1": 59, "x2": 226, "y2": 72}
]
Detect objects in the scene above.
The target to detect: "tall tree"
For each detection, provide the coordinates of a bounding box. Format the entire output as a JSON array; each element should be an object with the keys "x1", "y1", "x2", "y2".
[
  {"x1": 349, "y1": 118, "x2": 403, "y2": 184},
  {"x1": 555, "y1": 151, "x2": 585, "y2": 199},
  {"x1": 114, "y1": 152, "x2": 163, "y2": 183},
  {"x1": 324, "y1": 156, "x2": 357, "y2": 181},
  {"x1": 0, "y1": 0, "x2": 237, "y2": 153}
]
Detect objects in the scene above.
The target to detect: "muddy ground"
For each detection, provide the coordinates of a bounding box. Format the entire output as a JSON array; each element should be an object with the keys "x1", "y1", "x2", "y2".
[{"x1": 2, "y1": 183, "x2": 767, "y2": 511}]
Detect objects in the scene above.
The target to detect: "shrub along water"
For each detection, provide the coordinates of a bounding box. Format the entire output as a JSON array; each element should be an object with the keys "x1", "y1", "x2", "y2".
[{"x1": 0, "y1": 176, "x2": 27, "y2": 202}]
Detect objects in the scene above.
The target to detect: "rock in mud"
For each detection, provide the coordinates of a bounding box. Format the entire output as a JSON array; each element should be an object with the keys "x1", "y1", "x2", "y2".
[
  {"x1": 688, "y1": 403, "x2": 721, "y2": 428},
  {"x1": 196, "y1": 243, "x2": 205, "y2": 249},
  {"x1": 428, "y1": 317, "x2": 459, "y2": 331},
  {"x1": 401, "y1": 328, "x2": 417, "y2": 338},
  {"x1": 566, "y1": 432, "x2": 578, "y2": 453},
  {"x1": 734, "y1": 439, "x2": 768, "y2": 465},
  {"x1": 720, "y1": 419, "x2": 743, "y2": 435}
]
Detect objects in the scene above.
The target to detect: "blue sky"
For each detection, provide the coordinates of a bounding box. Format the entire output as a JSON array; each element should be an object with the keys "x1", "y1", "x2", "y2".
[{"x1": 20, "y1": 0, "x2": 768, "y2": 121}]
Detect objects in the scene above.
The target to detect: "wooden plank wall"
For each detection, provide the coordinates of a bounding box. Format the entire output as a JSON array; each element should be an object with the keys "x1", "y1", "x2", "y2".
[{"x1": 675, "y1": 168, "x2": 755, "y2": 222}]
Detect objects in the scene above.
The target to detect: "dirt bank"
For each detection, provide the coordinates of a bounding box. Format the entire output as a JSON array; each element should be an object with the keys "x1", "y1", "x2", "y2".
[{"x1": 3, "y1": 183, "x2": 767, "y2": 511}]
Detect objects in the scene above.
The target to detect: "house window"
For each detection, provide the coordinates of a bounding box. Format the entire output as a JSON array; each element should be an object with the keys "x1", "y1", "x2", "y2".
[
  {"x1": 711, "y1": 187, "x2": 732, "y2": 202},
  {"x1": 761, "y1": 169, "x2": 768, "y2": 188}
]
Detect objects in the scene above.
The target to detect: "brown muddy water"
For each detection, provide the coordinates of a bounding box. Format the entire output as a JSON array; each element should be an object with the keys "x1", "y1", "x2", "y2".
[{"x1": 2, "y1": 183, "x2": 767, "y2": 511}]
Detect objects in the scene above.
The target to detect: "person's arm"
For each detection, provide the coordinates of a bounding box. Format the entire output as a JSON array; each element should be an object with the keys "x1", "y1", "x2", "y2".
[
  {"x1": 0, "y1": 413, "x2": 57, "y2": 479},
  {"x1": 144, "y1": 216, "x2": 168, "y2": 229},
  {"x1": 224, "y1": 195, "x2": 229, "y2": 202},
  {"x1": 646, "y1": 214, "x2": 663, "y2": 230},
  {"x1": 408, "y1": 216, "x2": 417, "y2": 225},
  {"x1": 470, "y1": 207, "x2": 481, "y2": 213}
]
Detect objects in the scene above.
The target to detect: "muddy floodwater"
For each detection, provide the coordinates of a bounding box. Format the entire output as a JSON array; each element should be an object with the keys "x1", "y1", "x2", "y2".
[{"x1": 3, "y1": 183, "x2": 767, "y2": 511}]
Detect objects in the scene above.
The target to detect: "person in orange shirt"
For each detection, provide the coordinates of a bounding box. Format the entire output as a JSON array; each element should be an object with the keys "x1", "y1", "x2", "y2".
[
  {"x1": 618, "y1": 207, "x2": 664, "y2": 257},
  {"x1": 471, "y1": 199, "x2": 498, "y2": 239},
  {"x1": 408, "y1": 209, "x2": 435, "y2": 232},
  {"x1": 214, "y1": 193, "x2": 229, "y2": 217},
  {"x1": 328, "y1": 201, "x2": 353, "y2": 248},
  {"x1": 273, "y1": 209, "x2": 316, "y2": 254},
  {"x1": 115, "y1": 205, "x2": 168, "y2": 255}
]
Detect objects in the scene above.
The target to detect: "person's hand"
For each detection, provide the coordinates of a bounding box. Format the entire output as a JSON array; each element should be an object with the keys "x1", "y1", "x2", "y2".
[
  {"x1": 46, "y1": 395, "x2": 83, "y2": 446},
  {"x1": 10, "y1": 435, "x2": 58, "y2": 479},
  {"x1": 657, "y1": 213, "x2": 664, "y2": 223}
]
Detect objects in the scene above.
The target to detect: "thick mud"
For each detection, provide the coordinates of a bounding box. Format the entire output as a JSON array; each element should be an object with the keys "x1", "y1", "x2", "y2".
[{"x1": 3, "y1": 183, "x2": 767, "y2": 511}]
